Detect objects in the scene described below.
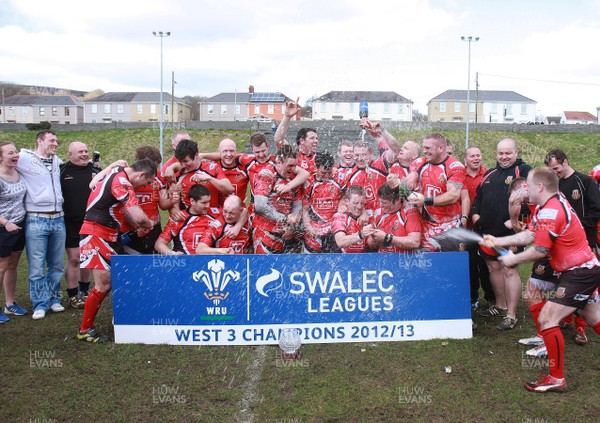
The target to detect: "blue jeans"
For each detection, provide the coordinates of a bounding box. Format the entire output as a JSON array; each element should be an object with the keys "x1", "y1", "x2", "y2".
[{"x1": 25, "y1": 215, "x2": 66, "y2": 311}]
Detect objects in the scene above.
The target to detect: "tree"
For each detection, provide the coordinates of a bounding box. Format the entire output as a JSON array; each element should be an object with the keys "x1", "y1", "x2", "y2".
[
  {"x1": 412, "y1": 109, "x2": 428, "y2": 122},
  {"x1": 182, "y1": 95, "x2": 206, "y2": 121}
]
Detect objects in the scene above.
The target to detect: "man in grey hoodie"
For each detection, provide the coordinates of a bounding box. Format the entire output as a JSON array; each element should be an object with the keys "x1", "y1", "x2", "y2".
[{"x1": 18, "y1": 130, "x2": 66, "y2": 320}]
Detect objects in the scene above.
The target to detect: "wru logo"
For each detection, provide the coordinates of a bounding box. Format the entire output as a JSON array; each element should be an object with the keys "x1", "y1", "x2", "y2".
[{"x1": 193, "y1": 259, "x2": 240, "y2": 305}]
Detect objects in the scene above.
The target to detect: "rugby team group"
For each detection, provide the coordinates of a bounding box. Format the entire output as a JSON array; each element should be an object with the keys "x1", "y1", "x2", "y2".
[{"x1": 0, "y1": 99, "x2": 599, "y2": 393}]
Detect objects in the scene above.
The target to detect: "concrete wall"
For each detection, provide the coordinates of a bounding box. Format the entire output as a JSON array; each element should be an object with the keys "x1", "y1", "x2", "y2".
[{"x1": 2, "y1": 120, "x2": 600, "y2": 134}]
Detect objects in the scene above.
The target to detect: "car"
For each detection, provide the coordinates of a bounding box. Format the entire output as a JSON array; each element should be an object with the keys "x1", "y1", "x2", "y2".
[{"x1": 246, "y1": 115, "x2": 273, "y2": 123}]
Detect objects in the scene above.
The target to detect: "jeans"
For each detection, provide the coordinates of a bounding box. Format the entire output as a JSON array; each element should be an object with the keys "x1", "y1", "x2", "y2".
[{"x1": 26, "y1": 215, "x2": 66, "y2": 311}]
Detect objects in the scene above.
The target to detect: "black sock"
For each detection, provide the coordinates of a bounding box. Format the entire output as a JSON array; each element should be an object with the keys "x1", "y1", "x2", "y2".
[
  {"x1": 79, "y1": 281, "x2": 91, "y2": 295},
  {"x1": 67, "y1": 287, "x2": 78, "y2": 298}
]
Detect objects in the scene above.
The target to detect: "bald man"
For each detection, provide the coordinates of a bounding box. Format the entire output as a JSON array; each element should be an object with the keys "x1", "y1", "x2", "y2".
[
  {"x1": 473, "y1": 138, "x2": 532, "y2": 330},
  {"x1": 196, "y1": 195, "x2": 251, "y2": 254},
  {"x1": 60, "y1": 141, "x2": 101, "y2": 308}
]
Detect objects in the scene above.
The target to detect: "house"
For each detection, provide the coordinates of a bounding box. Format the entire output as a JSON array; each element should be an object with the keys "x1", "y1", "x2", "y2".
[
  {"x1": 83, "y1": 92, "x2": 192, "y2": 124},
  {"x1": 0, "y1": 95, "x2": 83, "y2": 124},
  {"x1": 560, "y1": 111, "x2": 596, "y2": 125},
  {"x1": 198, "y1": 85, "x2": 298, "y2": 122},
  {"x1": 311, "y1": 91, "x2": 413, "y2": 121},
  {"x1": 428, "y1": 90, "x2": 536, "y2": 124}
]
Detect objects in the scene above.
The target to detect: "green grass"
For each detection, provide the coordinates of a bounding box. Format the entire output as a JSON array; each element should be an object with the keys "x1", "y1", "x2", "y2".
[{"x1": 0, "y1": 127, "x2": 599, "y2": 422}]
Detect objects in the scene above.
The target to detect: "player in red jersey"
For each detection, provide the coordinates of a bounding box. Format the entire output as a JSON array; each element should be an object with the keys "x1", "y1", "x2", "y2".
[
  {"x1": 333, "y1": 140, "x2": 355, "y2": 187},
  {"x1": 274, "y1": 98, "x2": 318, "y2": 174},
  {"x1": 196, "y1": 195, "x2": 251, "y2": 255},
  {"x1": 77, "y1": 159, "x2": 156, "y2": 343},
  {"x1": 482, "y1": 167, "x2": 600, "y2": 393},
  {"x1": 333, "y1": 185, "x2": 376, "y2": 253},
  {"x1": 589, "y1": 163, "x2": 600, "y2": 257},
  {"x1": 173, "y1": 140, "x2": 233, "y2": 211},
  {"x1": 252, "y1": 147, "x2": 304, "y2": 254},
  {"x1": 160, "y1": 132, "x2": 190, "y2": 176},
  {"x1": 346, "y1": 142, "x2": 388, "y2": 217},
  {"x1": 213, "y1": 138, "x2": 250, "y2": 205},
  {"x1": 302, "y1": 152, "x2": 343, "y2": 253},
  {"x1": 407, "y1": 133, "x2": 466, "y2": 251},
  {"x1": 368, "y1": 184, "x2": 421, "y2": 252},
  {"x1": 155, "y1": 185, "x2": 220, "y2": 255},
  {"x1": 118, "y1": 146, "x2": 178, "y2": 254}
]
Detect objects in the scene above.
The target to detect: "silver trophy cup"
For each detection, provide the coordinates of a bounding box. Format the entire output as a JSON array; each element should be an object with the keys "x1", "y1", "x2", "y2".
[{"x1": 279, "y1": 328, "x2": 302, "y2": 359}]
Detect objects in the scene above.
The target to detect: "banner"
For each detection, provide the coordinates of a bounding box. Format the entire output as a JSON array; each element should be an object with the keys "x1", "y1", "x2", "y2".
[{"x1": 112, "y1": 252, "x2": 471, "y2": 345}]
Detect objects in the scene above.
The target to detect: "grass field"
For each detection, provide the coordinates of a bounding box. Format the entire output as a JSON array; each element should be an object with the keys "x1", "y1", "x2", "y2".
[{"x1": 0, "y1": 127, "x2": 599, "y2": 422}]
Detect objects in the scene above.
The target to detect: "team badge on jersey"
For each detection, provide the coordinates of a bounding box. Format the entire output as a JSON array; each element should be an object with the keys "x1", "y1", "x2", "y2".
[
  {"x1": 571, "y1": 189, "x2": 581, "y2": 200},
  {"x1": 438, "y1": 174, "x2": 447, "y2": 184},
  {"x1": 393, "y1": 221, "x2": 400, "y2": 231},
  {"x1": 535, "y1": 264, "x2": 546, "y2": 275},
  {"x1": 555, "y1": 287, "x2": 566, "y2": 298}
]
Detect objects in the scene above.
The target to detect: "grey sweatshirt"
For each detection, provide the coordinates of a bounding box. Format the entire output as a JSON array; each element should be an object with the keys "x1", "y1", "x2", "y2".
[{"x1": 17, "y1": 148, "x2": 64, "y2": 213}]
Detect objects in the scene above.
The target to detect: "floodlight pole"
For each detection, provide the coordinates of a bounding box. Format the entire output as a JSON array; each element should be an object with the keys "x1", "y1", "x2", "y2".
[
  {"x1": 153, "y1": 31, "x2": 171, "y2": 164},
  {"x1": 461, "y1": 35, "x2": 479, "y2": 149}
]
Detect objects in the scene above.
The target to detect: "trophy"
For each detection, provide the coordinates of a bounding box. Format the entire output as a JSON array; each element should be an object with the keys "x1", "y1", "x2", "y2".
[{"x1": 278, "y1": 328, "x2": 302, "y2": 359}]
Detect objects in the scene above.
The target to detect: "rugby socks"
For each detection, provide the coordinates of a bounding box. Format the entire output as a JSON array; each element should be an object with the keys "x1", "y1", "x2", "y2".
[
  {"x1": 541, "y1": 326, "x2": 565, "y2": 379},
  {"x1": 561, "y1": 313, "x2": 574, "y2": 326},
  {"x1": 67, "y1": 287, "x2": 78, "y2": 298},
  {"x1": 528, "y1": 300, "x2": 545, "y2": 336},
  {"x1": 574, "y1": 313, "x2": 587, "y2": 332},
  {"x1": 592, "y1": 321, "x2": 600, "y2": 336},
  {"x1": 80, "y1": 288, "x2": 107, "y2": 332},
  {"x1": 79, "y1": 281, "x2": 91, "y2": 296}
]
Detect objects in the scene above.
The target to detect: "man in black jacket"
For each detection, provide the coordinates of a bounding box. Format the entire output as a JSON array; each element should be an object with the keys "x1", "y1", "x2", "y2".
[
  {"x1": 472, "y1": 138, "x2": 531, "y2": 330},
  {"x1": 60, "y1": 142, "x2": 101, "y2": 308}
]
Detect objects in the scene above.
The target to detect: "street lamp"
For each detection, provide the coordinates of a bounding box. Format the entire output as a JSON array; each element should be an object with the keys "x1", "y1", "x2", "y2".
[
  {"x1": 461, "y1": 35, "x2": 479, "y2": 149},
  {"x1": 153, "y1": 31, "x2": 171, "y2": 164}
]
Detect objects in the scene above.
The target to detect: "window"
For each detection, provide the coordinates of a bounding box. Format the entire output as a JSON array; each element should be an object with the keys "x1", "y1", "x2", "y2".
[
  {"x1": 268, "y1": 104, "x2": 274, "y2": 114},
  {"x1": 334, "y1": 103, "x2": 341, "y2": 113},
  {"x1": 491, "y1": 103, "x2": 497, "y2": 114},
  {"x1": 39, "y1": 107, "x2": 45, "y2": 116},
  {"x1": 8, "y1": 107, "x2": 15, "y2": 116},
  {"x1": 454, "y1": 102, "x2": 461, "y2": 113},
  {"x1": 439, "y1": 102, "x2": 446, "y2": 112},
  {"x1": 383, "y1": 103, "x2": 390, "y2": 114},
  {"x1": 52, "y1": 107, "x2": 58, "y2": 116},
  {"x1": 397, "y1": 103, "x2": 404, "y2": 114},
  {"x1": 469, "y1": 103, "x2": 475, "y2": 113},
  {"x1": 520, "y1": 104, "x2": 527, "y2": 114},
  {"x1": 104, "y1": 104, "x2": 111, "y2": 113},
  {"x1": 320, "y1": 103, "x2": 327, "y2": 113},
  {"x1": 150, "y1": 104, "x2": 156, "y2": 114},
  {"x1": 505, "y1": 104, "x2": 513, "y2": 116},
  {"x1": 21, "y1": 108, "x2": 28, "y2": 117},
  {"x1": 235, "y1": 104, "x2": 240, "y2": 115},
  {"x1": 64, "y1": 107, "x2": 70, "y2": 116},
  {"x1": 221, "y1": 105, "x2": 228, "y2": 114},
  {"x1": 136, "y1": 104, "x2": 143, "y2": 114},
  {"x1": 91, "y1": 104, "x2": 98, "y2": 114},
  {"x1": 349, "y1": 103, "x2": 355, "y2": 113},
  {"x1": 117, "y1": 104, "x2": 124, "y2": 114},
  {"x1": 254, "y1": 105, "x2": 260, "y2": 114},
  {"x1": 207, "y1": 105, "x2": 214, "y2": 114}
]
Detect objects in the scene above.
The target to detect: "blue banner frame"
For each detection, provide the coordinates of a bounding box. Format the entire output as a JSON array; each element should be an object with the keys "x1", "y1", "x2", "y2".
[{"x1": 112, "y1": 252, "x2": 471, "y2": 345}]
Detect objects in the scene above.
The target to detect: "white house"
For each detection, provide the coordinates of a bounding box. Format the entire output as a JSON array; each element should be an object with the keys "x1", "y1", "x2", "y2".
[
  {"x1": 560, "y1": 111, "x2": 596, "y2": 125},
  {"x1": 312, "y1": 91, "x2": 413, "y2": 121},
  {"x1": 428, "y1": 90, "x2": 537, "y2": 124}
]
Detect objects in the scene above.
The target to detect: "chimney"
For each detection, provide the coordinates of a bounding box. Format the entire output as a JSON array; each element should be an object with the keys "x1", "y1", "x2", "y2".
[{"x1": 249, "y1": 85, "x2": 254, "y2": 94}]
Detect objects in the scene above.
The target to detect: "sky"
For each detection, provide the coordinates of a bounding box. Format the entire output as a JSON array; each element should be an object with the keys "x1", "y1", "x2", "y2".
[{"x1": 2, "y1": 0, "x2": 600, "y2": 117}]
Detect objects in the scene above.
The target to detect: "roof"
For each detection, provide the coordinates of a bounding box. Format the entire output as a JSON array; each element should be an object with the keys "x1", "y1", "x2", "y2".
[
  {"x1": 205, "y1": 92, "x2": 252, "y2": 103},
  {"x1": 3, "y1": 95, "x2": 79, "y2": 106},
  {"x1": 86, "y1": 92, "x2": 180, "y2": 103},
  {"x1": 563, "y1": 111, "x2": 596, "y2": 121},
  {"x1": 204, "y1": 92, "x2": 290, "y2": 103},
  {"x1": 429, "y1": 90, "x2": 536, "y2": 103},
  {"x1": 316, "y1": 91, "x2": 412, "y2": 103}
]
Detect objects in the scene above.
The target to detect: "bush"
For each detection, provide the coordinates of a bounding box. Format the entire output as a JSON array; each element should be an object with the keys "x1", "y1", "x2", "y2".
[{"x1": 25, "y1": 121, "x2": 51, "y2": 131}]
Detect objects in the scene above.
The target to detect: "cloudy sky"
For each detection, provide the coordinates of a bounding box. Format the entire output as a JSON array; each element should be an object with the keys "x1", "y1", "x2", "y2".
[{"x1": 2, "y1": 0, "x2": 600, "y2": 117}]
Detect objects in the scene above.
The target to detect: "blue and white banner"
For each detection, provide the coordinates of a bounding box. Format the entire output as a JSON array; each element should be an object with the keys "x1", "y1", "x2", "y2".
[{"x1": 112, "y1": 252, "x2": 471, "y2": 345}]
